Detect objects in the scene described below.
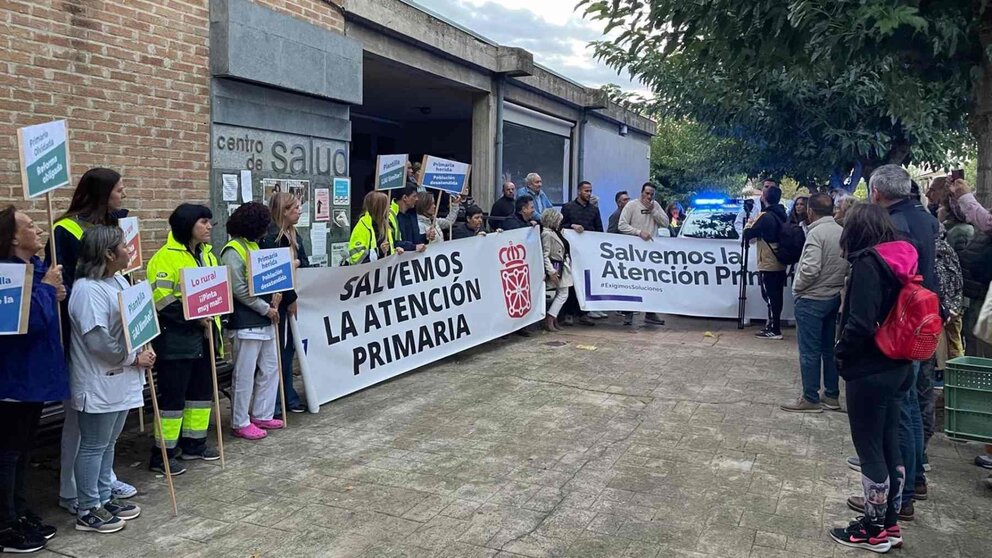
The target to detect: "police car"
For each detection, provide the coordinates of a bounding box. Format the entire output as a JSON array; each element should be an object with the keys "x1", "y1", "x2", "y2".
[{"x1": 675, "y1": 198, "x2": 744, "y2": 240}]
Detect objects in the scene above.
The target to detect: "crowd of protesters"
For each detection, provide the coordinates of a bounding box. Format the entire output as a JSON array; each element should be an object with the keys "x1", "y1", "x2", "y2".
[{"x1": 4, "y1": 161, "x2": 992, "y2": 554}]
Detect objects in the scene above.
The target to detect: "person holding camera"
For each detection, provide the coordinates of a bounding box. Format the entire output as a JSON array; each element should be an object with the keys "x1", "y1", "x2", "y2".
[{"x1": 743, "y1": 184, "x2": 788, "y2": 339}]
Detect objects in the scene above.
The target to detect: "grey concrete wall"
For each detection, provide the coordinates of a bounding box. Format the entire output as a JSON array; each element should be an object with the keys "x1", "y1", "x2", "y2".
[
  {"x1": 211, "y1": 0, "x2": 362, "y2": 104},
  {"x1": 581, "y1": 114, "x2": 651, "y2": 226}
]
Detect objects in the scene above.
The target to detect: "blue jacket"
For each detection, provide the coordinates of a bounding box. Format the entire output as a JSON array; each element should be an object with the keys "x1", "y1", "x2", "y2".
[
  {"x1": 516, "y1": 186, "x2": 556, "y2": 217},
  {"x1": 0, "y1": 256, "x2": 70, "y2": 402}
]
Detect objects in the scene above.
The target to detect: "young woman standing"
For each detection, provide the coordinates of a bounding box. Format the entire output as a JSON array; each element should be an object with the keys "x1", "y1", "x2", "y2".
[
  {"x1": 0, "y1": 207, "x2": 67, "y2": 552},
  {"x1": 830, "y1": 204, "x2": 916, "y2": 553},
  {"x1": 49, "y1": 168, "x2": 137, "y2": 513},
  {"x1": 221, "y1": 202, "x2": 283, "y2": 440},
  {"x1": 539, "y1": 209, "x2": 572, "y2": 332},
  {"x1": 68, "y1": 226, "x2": 153, "y2": 533},
  {"x1": 348, "y1": 192, "x2": 399, "y2": 265},
  {"x1": 261, "y1": 193, "x2": 309, "y2": 416},
  {"x1": 146, "y1": 204, "x2": 222, "y2": 475}
]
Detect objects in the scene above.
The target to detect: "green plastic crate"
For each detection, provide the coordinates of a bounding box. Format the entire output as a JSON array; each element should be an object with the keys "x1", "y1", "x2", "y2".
[{"x1": 944, "y1": 356, "x2": 992, "y2": 443}]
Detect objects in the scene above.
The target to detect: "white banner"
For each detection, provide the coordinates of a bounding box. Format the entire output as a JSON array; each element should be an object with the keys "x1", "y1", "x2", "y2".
[
  {"x1": 565, "y1": 230, "x2": 795, "y2": 321},
  {"x1": 296, "y1": 227, "x2": 545, "y2": 406}
]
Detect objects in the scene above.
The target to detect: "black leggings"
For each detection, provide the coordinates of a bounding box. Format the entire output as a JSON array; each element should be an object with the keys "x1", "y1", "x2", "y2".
[
  {"x1": 0, "y1": 402, "x2": 43, "y2": 528},
  {"x1": 846, "y1": 368, "x2": 912, "y2": 527},
  {"x1": 759, "y1": 270, "x2": 786, "y2": 333}
]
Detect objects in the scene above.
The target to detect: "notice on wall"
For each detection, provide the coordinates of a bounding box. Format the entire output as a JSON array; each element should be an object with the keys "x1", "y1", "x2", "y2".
[
  {"x1": 262, "y1": 179, "x2": 311, "y2": 226},
  {"x1": 119, "y1": 217, "x2": 142, "y2": 275},
  {"x1": 295, "y1": 227, "x2": 544, "y2": 406},
  {"x1": 180, "y1": 266, "x2": 233, "y2": 320},
  {"x1": 310, "y1": 222, "x2": 328, "y2": 267},
  {"x1": 240, "y1": 170, "x2": 253, "y2": 202},
  {"x1": 314, "y1": 188, "x2": 330, "y2": 222},
  {"x1": 17, "y1": 120, "x2": 71, "y2": 199},
  {"x1": 329, "y1": 242, "x2": 348, "y2": 267},
  {"x1": 332, "y1": 209, "x2": 349, "y2": 229},
  {"x1": 118, "y1": 281, "x2": 160, "y2": 352},
  {"x1": 0, "y1": 263, "x2": 33, "y2": 335},
  {"x1": 222, "y1": 174, "x2": 239, "y2": 202},
  {"x1": 247, "y1": 247, "x2": 295, "y2": 296},
  {"x1": 374, "y1": 155, "x2": 408, "y2": 190},
  {"x1": 565, "y1": 231, "x2": 795, "y2": 320},
  {"x1": 333, "y1": 177, "x2": 351, "y2": 206},
  {"x1": 419, "y1": 155, "x2": 470, "y2": 195}
]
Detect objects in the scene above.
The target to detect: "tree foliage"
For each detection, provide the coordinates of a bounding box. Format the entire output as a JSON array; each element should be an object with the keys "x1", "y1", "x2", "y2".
[{"x1": 582, "y1": 0, "x2": 988, "y2": 191}]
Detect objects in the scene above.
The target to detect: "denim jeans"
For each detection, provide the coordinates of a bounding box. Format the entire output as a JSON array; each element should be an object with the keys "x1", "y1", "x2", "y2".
[
  {"x1": 917, "y1": 357, "x2": 936, "y2": 457},
  {"x1": 898, "y1": 363, "x2": 924, "y2": 502},
  {"x1": 75, "y1": 410, "x2": 128, "y2": 513},
  {"x1": 794, "y1": 295, "x2": 840, "y2": 404}
]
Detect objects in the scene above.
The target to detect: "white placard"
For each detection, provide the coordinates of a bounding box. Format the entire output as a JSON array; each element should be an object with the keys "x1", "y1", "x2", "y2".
[
  {"x1": 565, "y1": 231, "x2": 795, "y2": 320},
  {"x1": 295, "y1": 227, "x2": 544, "y2": 406}
]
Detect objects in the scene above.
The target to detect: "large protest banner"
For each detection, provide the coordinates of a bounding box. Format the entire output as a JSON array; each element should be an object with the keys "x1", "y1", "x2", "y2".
[
  {"x1": 566, "y1": 231, "x2": 795, "y2": 321},
  {"x1": 295, "y1": 227, "x2": 544, "y2": 406}
]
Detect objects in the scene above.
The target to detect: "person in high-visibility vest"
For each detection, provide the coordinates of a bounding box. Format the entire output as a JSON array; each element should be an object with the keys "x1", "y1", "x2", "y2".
[
  {"x1": 261, "y1": 193, "x2": 309, "y2": 416},
  {"x1": 348, "y1": 191, "x2": 399, "y2": 265},
  {"x1": 146, "y1": 204, "x2": 222, "y2": 476},
  {"x1": 46, "y1": 168, "x2": 138, "y2": 514},
  {"x1": 220, "y1": 202, "x2": 283, "y2": 440}
]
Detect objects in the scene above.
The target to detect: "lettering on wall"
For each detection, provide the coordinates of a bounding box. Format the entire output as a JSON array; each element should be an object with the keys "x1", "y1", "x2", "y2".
[{"x1": 211, "y1": 125, "x2": 348, "y2": 177}]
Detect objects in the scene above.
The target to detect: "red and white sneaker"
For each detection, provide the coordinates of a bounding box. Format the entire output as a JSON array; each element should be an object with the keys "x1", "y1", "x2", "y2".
[
  {"x1": 250, "y1": 417, "x2": 285, "y2": 430},
  {"x1": 233, "y1": 423, "x2": 267, "y2": 440},
  {"x1": 884, "y1": 524, "x2": 903, "y2": 549},
  {"x1": 828, "y1": 516, "x2": 891, "y2": 553}
]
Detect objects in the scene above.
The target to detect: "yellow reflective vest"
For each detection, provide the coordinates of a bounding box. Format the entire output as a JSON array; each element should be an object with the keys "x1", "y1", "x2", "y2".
[{"x1": 348, "y1": 212, "x2": 394, "y2": 265}]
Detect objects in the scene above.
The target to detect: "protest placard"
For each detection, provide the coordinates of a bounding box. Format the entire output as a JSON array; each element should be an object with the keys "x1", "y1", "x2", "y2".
[
  {"x1": 17, "y1": 120, "x2": 71, "y2": 199},
  {"x1": 0, "y1": 263, "x2": 33, "y2": 335},
  {"x1": 119, "y1": 217, "x2": 142, "y2": 274},
  {"x1": 418, "y1": 155, "x2": 471, "y2": 195},
  {"x1": 374, "y1": 155, "x2": 407, "y2": 190},
  {"x1": 118, "y1": 281, "x2": 160, "y2": 352},
  {"x1": 247, "y1": 247, "x2": 295, "y2": 296},
  {"x1": 180, "y1": 266, "x2": 233, "y2": 320}
]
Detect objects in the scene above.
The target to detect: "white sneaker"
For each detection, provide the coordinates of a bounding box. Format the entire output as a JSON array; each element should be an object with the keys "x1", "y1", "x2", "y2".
[
  {"x1": 588, "y1": 311, "x2": 608, "y2": 319},
  {"x1": 111, "y1": 479, "x2": 137, "y2": 499}
]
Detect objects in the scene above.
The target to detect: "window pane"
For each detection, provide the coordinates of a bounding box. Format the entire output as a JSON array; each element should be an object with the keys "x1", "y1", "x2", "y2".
[{"x1": 501, "y1": 122, "x2": 568, "y2": 204}]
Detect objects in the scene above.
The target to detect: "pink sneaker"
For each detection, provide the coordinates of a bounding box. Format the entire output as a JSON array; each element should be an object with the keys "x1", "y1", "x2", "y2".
[
  {"x1": 250, "y1": 417, "x2": 284, "y2": 430},
  {"x1": 232, "y1": 423, "x2": 267, "y2": 440}
]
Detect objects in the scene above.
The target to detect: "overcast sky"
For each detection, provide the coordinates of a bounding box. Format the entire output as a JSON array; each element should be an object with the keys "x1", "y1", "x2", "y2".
[{"x1": 410, "y1": 0, "x2": 646, "y2": 93}]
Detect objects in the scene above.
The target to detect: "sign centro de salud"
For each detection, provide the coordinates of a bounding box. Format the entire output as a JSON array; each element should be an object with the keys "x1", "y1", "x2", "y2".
[
  {"x1": 248, "y1": 247, "x2": 295, "y2": 296},
  {"x1": 17, "y1": 120, "x2": 71, "y2": 199},
  {"x1": 119, "y1": 281, "x2": 160, "y2": 352},
  {"x1": 419, "y1": 155, "x2": 471, "y2": 195}
]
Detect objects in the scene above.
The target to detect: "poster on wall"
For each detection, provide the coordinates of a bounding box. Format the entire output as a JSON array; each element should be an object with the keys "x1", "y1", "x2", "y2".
[
  {"x1": 329, "y1": 242, "x2": 348, "y2": 267},
  {"x1": 314, "y1": 188, "x2": 330, "y2": 222},
  {"x1": 333, "y1": 177, "x2": 351, "y2": 206},
  {"x1": 263, "y1": 179, "x2": 311, "y2": 226},
  {"x1": 310, "y1": 223, "x2": 328, "y2": 267}
]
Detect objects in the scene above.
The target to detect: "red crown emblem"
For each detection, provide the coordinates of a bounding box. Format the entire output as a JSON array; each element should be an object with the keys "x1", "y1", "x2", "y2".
[{"x1": 498, "y1": 242, "x2": 531, "y2": 318}]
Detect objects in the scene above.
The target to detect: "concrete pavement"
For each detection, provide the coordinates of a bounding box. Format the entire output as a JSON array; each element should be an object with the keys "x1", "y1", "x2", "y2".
[{"x1": 29, "y1": 315, "x2": 992, "y2": 557}]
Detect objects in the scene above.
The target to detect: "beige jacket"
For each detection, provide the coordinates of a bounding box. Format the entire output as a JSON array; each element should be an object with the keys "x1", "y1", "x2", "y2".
[
  {"x1": 541, "y1": 229, "x2": 573, "y2": 289},
  {"x1": 793, "y1": 216, "x2": 847, "y2": 299},
  {"x1": 618, "y1": 200, "x2": 669, "y2": 237}
]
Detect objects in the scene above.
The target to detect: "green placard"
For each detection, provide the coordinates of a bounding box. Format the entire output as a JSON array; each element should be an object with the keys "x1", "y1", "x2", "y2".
[
  {"x1": 17, "y1": 120, "x2": 71, "y2": 199},
  {"x1": 119, "y1": 281, "x2": 160, "y2": 352}
]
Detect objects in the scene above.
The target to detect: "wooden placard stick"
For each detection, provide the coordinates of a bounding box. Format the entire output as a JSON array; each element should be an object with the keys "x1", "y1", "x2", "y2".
[
  {"x1": 145, "y1": 367, "x2": 178, "y2": 515},
  {"x1": 206, "y1": 325, "x2": 226, "y2": 468}
]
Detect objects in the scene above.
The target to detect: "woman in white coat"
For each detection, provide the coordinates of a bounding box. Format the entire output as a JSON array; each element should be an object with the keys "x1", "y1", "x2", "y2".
[
  {"x1": 540, "y1": 209, "x2": 572, "y2": 332},
  {"x1": 415, "y1": 192, "x2": 461, "y2": 244}
]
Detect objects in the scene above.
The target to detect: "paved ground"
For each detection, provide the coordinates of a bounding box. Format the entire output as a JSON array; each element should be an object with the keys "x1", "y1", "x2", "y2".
[{"x1": 28, "y1": 315, "x2": 992, "y2": 557}]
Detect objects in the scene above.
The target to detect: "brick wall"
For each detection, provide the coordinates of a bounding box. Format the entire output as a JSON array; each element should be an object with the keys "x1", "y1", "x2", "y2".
[{"x1": 0, "y1": 0, "x2": 343, "y2": 265}]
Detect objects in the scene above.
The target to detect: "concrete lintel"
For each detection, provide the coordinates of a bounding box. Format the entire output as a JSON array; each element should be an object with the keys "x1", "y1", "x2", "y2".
[
  {"x1": 590, "y1": 102, "x2": 657, "y2": 136},
  {"x1": 496, "y1": 47, "x2": 534, "y2": 77},
  {"x1": 503, "y1": 83, "x2": 581, "y2": 124},
  {"x1": 346, "y1": 23, "x2": 492, "y2": 93}
]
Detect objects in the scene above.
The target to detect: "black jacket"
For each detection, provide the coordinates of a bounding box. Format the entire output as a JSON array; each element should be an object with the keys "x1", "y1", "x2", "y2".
[
  {"x1": 489, "y1": 197, "x2": 515, "y2": 229},
  {"x1": 501, "y1": 212, "x2": 533, "y2": 231},
  {"x1": 260, "y1": 226, "x2": 310, "y2": 309},
  {"x1": 561, "y1": 198, "x2": 603, "y2": 232},
  {"x1": 887, "y1": 199, "x2": 939, "y2": 294},
  {"x1": 960, "y1": 230, "x2": 992, "y2": 300},
  {"x1": 743, "y1": 203, "x2": 786, "y2": 243},
  {"x1": 452, "y1": 222, "x2": 484, "y2": 240},
  {"x1": 395, "y1": 207, "x2": 423, "y2": 250},
  {"x1": 835, "y1": 248, "x2": 911, "y2": 380},
  {"x1": 607, "y1": 207, "x2": 623, "y2": 234}
]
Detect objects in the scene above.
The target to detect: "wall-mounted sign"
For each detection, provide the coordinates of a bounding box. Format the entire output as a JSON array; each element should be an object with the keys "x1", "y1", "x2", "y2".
[{"x1": 333, "y1": 177, "x2": 351, "y2": 206}]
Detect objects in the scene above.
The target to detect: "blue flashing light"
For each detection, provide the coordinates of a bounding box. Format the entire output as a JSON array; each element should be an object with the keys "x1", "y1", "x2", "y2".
[{"x1": 693, "y1": 197, "x2": 727, "y2": 206}]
